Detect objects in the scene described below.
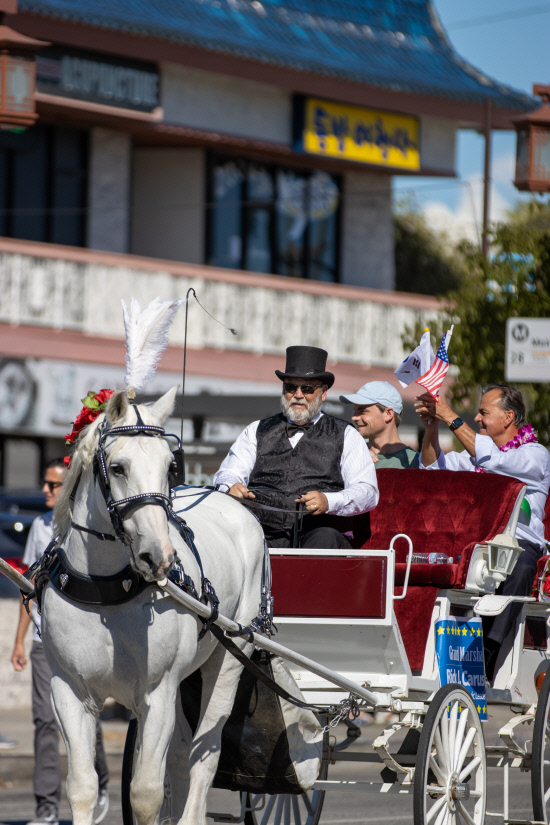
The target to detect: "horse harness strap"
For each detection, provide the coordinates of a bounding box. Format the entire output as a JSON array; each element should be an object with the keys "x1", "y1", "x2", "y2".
[
  {"x1": 70, "y1": 522, "x2": 120, "y2": 542},
  {"x1": 167, "y1": 508, "x2": 219, "y2": 640},
  {"x1": 29, "y1": 541, "x2": 207, "y2": 612},
  {"x1": 33, "y1": 544, "x2": 151, "y2": 609},
  {"x1": 30, "y1": 526, "x2": 217, "y2": 639},
  {"x1": 209, "y1": 624, "x2": 331, "y2": 716}
]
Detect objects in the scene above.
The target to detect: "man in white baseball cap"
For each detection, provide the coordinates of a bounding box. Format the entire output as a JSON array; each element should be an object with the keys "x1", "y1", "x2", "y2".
[{"x1": 340, "y1": 381, "x2": 419, "y2": 468}]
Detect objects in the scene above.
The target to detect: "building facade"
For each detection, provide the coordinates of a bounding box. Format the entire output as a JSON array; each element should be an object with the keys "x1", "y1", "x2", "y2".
[{"x1": 0, "y1": 0, "x2": 535, "y2": 484}]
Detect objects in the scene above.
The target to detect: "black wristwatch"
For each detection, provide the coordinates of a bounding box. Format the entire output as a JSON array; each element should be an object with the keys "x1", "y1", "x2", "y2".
[{"x1": 449, "y1": 417, "x2": 464, "y2": 431}]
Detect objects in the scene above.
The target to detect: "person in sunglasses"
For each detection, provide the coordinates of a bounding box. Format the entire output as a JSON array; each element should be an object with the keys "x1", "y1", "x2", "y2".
[
  {"x1": 214, "y1": 346, "x2": 378, "y2": 549},
  {"x1": 11, "y1": 458, "x2": 110, "y2": 825}
]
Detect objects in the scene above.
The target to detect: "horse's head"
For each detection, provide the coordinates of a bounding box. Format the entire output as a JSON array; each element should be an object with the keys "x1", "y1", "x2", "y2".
[{"x1": 97, "y1": 385, "x2": 181, "y2": 581}]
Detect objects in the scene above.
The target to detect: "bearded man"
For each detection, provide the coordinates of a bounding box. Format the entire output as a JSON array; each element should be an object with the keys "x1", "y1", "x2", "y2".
[{"x1": 214, "y1": 346, "x2": 378, "y2": 549}]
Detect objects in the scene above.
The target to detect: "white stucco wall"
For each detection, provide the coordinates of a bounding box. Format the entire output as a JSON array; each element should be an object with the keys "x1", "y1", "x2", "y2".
[
  {"x1": 161, "y1": 63, "x2": 291, "y2": 144},
  {"x1": 131, "y1": 147, "x2": 205, "y2": 264},
  {"x1": 87, "y1": 128, "x2": 132, "y2": 254},
  {"x1": 420, "y1": 115, "x2": 456, "y2": 174},
  {"x1": 340, "y1": 171, "x2": 394, "y2": 290}
]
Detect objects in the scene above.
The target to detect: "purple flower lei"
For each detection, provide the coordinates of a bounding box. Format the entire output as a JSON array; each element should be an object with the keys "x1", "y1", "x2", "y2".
[
  {"x1": 499, "y1": 424, "x2": 539, "y2": 451},
  {"x1": 475, "y1": 424, "x2": 538, "y2": 472}
]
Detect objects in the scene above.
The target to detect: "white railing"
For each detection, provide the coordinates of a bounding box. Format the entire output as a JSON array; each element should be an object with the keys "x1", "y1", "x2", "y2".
[{"x1": 0, "y1": 242, "x2": 440, "y2": 367}]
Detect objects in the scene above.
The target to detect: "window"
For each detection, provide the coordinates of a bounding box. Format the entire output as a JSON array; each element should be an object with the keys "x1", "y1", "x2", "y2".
[
  {"x1": 0, "y1": 123, "x2": 87, "y2": 246},
  {"x1": 207, "y1": 156, "x2": 340, "y2": 282}
]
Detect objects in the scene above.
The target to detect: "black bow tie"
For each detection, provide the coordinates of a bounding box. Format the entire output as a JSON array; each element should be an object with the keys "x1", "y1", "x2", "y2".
[{"x1": 286, "y1": 421, "x2": 314, "y2": 438}]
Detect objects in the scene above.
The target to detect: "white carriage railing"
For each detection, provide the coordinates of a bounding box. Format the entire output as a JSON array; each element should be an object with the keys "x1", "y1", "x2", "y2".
[{"x1": 0, "y1": 238, "x2": 440, "y2": 369}]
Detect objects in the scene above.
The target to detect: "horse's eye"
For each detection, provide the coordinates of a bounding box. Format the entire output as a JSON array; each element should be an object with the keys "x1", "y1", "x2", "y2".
[
  {"x1": 168, "y1": 461, "x2": 177, "y2": 479},
  {"x1": 111, "y1": 465, "x2": 125, "y2": 476}
]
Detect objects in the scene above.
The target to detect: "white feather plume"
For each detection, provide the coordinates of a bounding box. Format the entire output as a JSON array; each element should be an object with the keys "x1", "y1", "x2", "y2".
[{"x1": 122, "y1": 297, "x2": 185, "y2": 393}]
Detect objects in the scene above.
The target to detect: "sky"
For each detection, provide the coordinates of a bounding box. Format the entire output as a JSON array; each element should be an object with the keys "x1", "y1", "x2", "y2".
[{"x1": 393, "y1": 0, "x2": 550, "y2": 243}]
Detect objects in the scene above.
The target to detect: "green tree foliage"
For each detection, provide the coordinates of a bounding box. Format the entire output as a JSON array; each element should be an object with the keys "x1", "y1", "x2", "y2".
[
  {"x1": 403, "y1": 200, "x2": 550, "y2": 446},
  {"x1": 506, "y1": 198, "x2": 550, "y2": 233},
  {"x1": 394, "y1": 202, "x2": 465, "y2": 295}
]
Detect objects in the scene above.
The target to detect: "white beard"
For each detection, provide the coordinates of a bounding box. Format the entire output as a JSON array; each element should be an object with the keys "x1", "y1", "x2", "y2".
[{"x1": 281, "y1": 392, "x2": 323, "y2": 424}]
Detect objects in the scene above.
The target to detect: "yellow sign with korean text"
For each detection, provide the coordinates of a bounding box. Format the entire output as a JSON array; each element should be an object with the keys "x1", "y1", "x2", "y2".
[{"x1": 301, "y1": 97, "x2": 420, "y2": 171}]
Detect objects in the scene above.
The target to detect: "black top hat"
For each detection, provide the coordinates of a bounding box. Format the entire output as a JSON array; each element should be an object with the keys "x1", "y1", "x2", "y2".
[{"x1": 275, "y1": 346, "x2": 334, "y2": 389}]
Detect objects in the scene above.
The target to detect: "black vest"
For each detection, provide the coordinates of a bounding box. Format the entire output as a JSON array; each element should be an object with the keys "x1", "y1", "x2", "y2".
[{"x1": 248, "y1": 413, "x2": 348, "y2": 531}]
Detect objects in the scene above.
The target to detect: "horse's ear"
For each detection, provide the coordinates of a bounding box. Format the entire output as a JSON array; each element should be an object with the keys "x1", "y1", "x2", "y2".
[
  {"x1": 149, "y1": 385, "x2": 179, "y2": 425},
  {"x1": 106, "y1": 390, "x2": 129, "y2": 423}
]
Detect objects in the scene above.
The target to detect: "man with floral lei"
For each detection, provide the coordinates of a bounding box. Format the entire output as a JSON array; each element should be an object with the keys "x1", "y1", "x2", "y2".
[{"x1": 415, "y1": 383, "x2": 550, "y2": 675}]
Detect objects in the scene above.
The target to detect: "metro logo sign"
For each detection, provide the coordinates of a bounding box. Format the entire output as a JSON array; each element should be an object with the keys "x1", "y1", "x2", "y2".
[{"x1": 505, "y1": 317, "x2": 550, "y2": 381}]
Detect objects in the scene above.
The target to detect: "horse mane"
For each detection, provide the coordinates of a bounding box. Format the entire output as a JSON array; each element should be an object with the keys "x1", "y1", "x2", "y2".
[{"x1": 54, "y1": 413, "x2": 106, "y2": 539}]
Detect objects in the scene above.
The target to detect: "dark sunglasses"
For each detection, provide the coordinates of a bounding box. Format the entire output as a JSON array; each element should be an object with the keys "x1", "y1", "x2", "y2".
[
  {"x1": 42, "y1": 480, "x2": 64, "y2": 492},
  {"x1": 283, "y1": 382, "x2": 323, "y2": 395}
]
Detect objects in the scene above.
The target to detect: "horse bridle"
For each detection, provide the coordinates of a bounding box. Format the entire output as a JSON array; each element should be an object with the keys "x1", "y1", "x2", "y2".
[
  {"x1": 91, "y1": 406, "x2": 183, "y2": 545},
  {"x1": 71, "y1": 405, "x2": 220, "y2": 636}
]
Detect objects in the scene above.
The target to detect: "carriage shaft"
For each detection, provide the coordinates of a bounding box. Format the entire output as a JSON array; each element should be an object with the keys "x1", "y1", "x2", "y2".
[
  {"x1": 158, "y1": 578, "x2": 379, "y2": 706},
  {"x1": 0, "y1": 557, "x2": 34, "y2": 594}
]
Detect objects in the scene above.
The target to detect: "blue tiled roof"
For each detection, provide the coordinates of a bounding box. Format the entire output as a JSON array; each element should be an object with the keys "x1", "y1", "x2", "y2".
[{"x1": 19, "y1": 0, "x2": 534, "y2": 110}]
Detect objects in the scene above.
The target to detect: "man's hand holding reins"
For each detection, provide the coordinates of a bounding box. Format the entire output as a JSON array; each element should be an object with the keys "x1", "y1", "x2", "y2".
[
  {"x1": 229, "y1": 483, "x2": 256, "y2": 500},
  {"x1": 296, "y1": 491, "x2": 329, "y2": 515}
]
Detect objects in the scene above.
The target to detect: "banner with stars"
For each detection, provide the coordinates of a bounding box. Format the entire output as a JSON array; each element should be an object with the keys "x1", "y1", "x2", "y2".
[{"x1": 435, "y1": 616, "x2": 487, "y2": 721}]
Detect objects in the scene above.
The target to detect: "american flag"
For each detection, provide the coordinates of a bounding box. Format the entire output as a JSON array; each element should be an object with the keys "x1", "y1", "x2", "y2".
[{"x1": 416, "y1": 335, "x2": 449, "y2": 399}]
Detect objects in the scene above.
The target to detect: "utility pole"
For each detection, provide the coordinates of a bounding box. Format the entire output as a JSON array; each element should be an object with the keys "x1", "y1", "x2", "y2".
[{"x1": 482, "y1": 98, "x2": 492, "y2": 259}]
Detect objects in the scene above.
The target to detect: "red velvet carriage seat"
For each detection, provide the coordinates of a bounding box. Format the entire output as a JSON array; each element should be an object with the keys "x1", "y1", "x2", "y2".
[
  {"x1": 363, "y1": 469, "x2": 525, "y2": 588},
  {"x1": 270, "y1": 470, "x2": 526, "y2": 673},
  {"x1": 361, "y1": 469, "x2": 525, "y2": 670}
]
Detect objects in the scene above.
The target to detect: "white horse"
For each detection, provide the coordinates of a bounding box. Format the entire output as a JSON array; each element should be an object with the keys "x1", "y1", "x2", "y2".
[{"x1": 42, "y1": 386, "x2": 265, "y2": 825}]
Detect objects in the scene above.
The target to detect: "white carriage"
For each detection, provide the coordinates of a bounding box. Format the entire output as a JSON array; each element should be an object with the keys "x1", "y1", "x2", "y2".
[
  {"x1": 159, "y1": 468, "x2": 550, "y2": 825},
  {"x1": 5, "y1": 456, "x2": 546, "y2": 825}
]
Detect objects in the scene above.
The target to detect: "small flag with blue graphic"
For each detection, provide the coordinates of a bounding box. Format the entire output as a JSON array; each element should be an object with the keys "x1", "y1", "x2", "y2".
[{"x1": 395, "y1": 328, "x2": 435, "y2": 388}]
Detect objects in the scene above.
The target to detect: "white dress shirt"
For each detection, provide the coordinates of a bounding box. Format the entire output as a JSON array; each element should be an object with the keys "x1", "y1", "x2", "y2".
[
  {"x1": 420, "y1": 435, "x2": 550, "y2": 548},
  {"x1": 214, "y1": 411, "x2": 379, "y2": 517}
]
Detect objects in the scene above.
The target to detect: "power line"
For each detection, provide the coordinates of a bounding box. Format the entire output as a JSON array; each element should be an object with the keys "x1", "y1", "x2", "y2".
[{"x1": 446, "y1": 3, "x2": 550, "y2": 31}]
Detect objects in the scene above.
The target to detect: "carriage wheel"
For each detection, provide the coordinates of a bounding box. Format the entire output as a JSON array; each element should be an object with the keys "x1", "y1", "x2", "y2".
[
  {"x1": 531, "y1": 666, "x2": 550, "y2": 823},
  {"x1": 122, "y1": 718, "x2": 172, "y2": 825},
  {"x1": 413, "y1": 685, "x2": 486, "y2": 825},
  {"x1": 242, "y1": 758, "x2": 327, "y2": 825}
]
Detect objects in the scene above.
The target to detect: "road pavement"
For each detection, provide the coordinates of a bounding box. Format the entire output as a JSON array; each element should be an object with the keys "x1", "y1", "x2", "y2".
[{"x1": 0, "y1": 705, "x2": 539, "y2": 824}]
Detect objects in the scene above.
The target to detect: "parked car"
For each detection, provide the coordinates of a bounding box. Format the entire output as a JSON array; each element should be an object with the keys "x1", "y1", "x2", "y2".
[{"x1": 0, "y1": 488, "x2": 48, "y2": 572}]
